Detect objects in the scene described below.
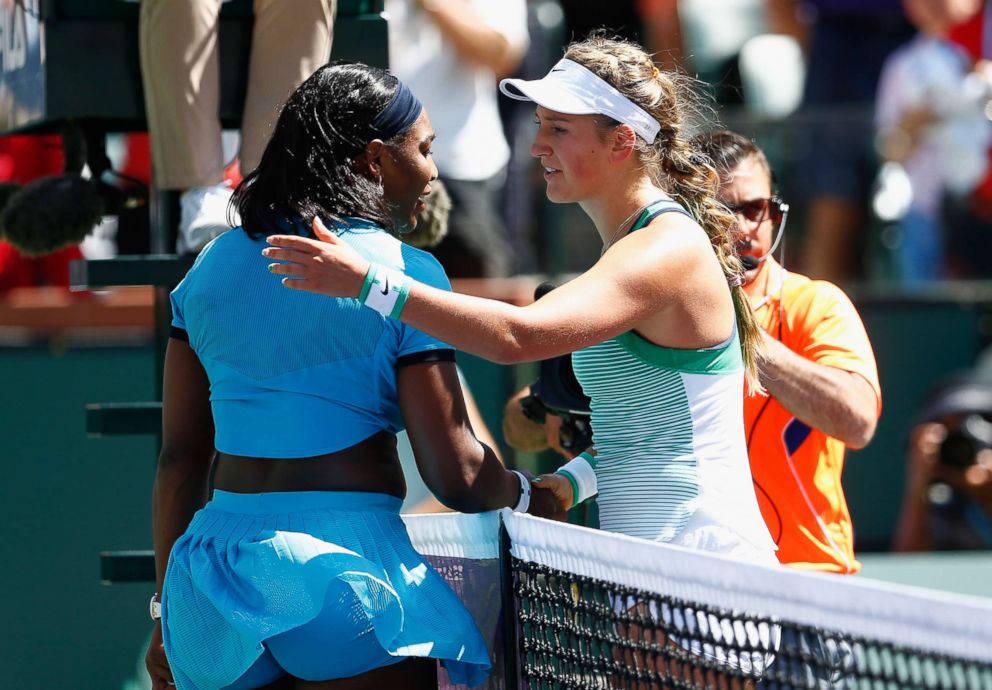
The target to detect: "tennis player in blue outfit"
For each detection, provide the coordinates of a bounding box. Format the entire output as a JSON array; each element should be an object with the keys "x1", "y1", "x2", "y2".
[{"x1": 145, "y1": 62, "x2": 560, "y2": 690}]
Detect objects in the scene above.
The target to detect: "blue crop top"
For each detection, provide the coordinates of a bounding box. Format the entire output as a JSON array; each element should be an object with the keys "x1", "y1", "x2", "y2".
[{"x1": 170, "y1": 218, "x2": 454, "y2": 458}]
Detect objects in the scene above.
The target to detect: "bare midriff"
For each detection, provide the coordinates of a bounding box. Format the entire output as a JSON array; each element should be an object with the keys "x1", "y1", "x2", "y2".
[{"x1": 212, "y1": 431, "x2": 407, "y2": 499}]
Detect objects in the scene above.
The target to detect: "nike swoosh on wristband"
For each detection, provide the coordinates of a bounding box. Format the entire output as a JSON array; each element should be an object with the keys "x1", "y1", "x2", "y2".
[{"x1": 381, "y1": 277, "x2": 390, "y2": 296}]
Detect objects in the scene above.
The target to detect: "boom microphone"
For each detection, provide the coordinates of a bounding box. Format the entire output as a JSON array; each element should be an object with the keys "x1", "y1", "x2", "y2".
[{"x1": 740, "y1": 255, "x2": 761, "y2": 271}]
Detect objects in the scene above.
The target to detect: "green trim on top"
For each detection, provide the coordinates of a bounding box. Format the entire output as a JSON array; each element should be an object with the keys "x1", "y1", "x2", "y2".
[
  {"x1": 629, "y1": 199, "x2": 689, "y2": 234},
  {"x1": 632, "y1": 207, "x2": 653, "y2": 232},
  {"x1": 614, "y1": 330, "x2": 742, "y2": 374},
  {"x1": 616, "y1": 198, "x2": 739, "y2": 374}
]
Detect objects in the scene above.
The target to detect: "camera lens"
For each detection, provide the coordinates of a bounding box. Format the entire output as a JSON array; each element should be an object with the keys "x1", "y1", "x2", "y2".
[
  {"x1": 558, "y1": 414, "x2": 593, "y2": 452},
  {"x1": 939, "y1": 430, "x2": 977, "y2": 469},
  {"x1": 938, "y1": 414, "x2": 992, "y2": 469}
]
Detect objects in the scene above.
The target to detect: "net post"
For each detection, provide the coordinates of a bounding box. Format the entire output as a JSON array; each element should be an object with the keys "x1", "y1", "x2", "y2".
[{"x1": 499, "y1": 514, "x2": 520, "y2": 690}]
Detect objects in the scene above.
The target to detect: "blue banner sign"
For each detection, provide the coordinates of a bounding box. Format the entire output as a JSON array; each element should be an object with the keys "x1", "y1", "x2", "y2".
[{"x1": 0, "y1": 0, "x2": 44, "y2": 131}]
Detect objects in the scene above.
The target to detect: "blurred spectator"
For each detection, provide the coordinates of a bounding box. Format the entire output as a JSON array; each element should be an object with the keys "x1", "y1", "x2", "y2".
[
  {"x1": 634, "y1": 0, "x2": 684, "y2": 72},
  {"x1": 634, "y1": 0, "x2": 780, "y2": 105},
  {"x1": 634, "y1": 0, "x2": 810, "y2": 115},
  {"x1": 139, "y1": 0, "x2": 334, "y2": 254},
  {"x1": 768, "y1": 0, "x2": 913, "y2": 284},
  {"x1": 651, "y1": 0, "x2": 768, "y2": 105},
  {"x1": 894, "y1": 375, "x2": 992, "y2": 551},
  {"x1": 943, "y1": 2, "x2": 992, "y2": 278},
  {"x1": 387, "y1": 0, "x2": 527, "y2": 278},
  {"x1": 875, "y1": 0, "x2": 987, "y2": 283}
]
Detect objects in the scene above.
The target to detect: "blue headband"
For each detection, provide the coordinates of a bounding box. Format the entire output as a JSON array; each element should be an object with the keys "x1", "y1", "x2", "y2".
[{"x1": 367, "y1": 80, "x2": 423, "y2": 141}]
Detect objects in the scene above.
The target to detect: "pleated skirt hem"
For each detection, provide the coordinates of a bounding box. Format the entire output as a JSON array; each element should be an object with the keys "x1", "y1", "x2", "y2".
[{"x1": 162, "y1": 490, "x2": 491, "y2": 689}]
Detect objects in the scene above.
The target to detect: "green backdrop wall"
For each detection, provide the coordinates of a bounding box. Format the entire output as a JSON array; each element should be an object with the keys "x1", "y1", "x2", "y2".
[
  {"x1": 1, "y1": 343, "x2": 158, "y2": 689},
  {"x1": 845, "y1": 291, "x2": 992, "y2": 550}
]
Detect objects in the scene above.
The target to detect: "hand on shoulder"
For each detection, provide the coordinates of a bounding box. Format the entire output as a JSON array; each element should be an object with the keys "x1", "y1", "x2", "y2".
[{"x1": 263, "y1": 217, "x2": 371, "y2": 299}]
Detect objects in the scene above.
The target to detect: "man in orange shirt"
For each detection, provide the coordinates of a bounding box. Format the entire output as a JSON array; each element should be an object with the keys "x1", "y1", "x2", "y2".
[{"x1": 696, "y1": 130, "x2": 882, "y2": 573}]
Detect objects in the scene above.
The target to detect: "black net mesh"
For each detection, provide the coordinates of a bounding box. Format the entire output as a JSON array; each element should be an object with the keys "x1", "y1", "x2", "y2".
[
  {"x1": 407, "y1": 512, "x2": 992, "y2": 690},
  {"x1": 512, "y1": 560, "x2": 992, "y2": 690}
]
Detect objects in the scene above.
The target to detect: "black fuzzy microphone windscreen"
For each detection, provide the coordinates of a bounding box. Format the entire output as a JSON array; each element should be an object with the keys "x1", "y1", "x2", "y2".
[{"x1": 1, "y1": 175, "x2": 103, "y2": 256}]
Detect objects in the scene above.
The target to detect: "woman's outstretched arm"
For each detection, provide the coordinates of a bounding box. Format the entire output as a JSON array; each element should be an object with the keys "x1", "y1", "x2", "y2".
[{"x1": 265, "y1": 216, "x2": 703, "y2": 363}]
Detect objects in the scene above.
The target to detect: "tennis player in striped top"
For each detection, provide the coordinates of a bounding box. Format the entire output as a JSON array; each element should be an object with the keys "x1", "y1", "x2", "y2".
[{"x1": 264, "y1": 37, "x2": 777, "y2": 564}]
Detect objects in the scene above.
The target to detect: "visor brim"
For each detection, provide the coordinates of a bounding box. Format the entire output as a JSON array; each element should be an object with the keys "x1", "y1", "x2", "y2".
[{"x1": 499, "y1": 77, "x2": 600, "y2": 116}]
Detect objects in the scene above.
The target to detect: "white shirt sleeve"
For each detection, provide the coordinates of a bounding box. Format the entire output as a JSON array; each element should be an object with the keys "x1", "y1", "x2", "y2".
[
  {"x1": 875, "y1": 42, "x2": 925, "y2": 130},
  {"x1": 875, "y1": 54, "x2": 907, "y2": 129},
  {"x1": 473, "y1": 0, "x2": 529, "y2": 55}
]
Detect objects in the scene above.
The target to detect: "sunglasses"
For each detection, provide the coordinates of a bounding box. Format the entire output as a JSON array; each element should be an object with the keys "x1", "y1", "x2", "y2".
[{"x1": 725, "y1": 197, "x2": 787, "y2": 225}]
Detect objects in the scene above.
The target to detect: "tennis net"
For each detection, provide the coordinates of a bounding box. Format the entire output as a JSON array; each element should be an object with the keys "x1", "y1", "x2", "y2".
[{"x1": 405, "y1": 511, "x2": 992, "y2": 690}]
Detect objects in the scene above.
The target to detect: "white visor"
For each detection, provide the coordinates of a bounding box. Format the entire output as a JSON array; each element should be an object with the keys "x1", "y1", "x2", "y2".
[{"x1": 499, "y1": 59, "x2": 661, "y2": 144}]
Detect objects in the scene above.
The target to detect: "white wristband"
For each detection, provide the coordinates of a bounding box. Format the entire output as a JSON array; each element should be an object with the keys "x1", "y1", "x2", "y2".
[
  {"x1": 363, "y1": 265, "x2": 410, "y2": 318},
  {"x1": 555, "y1": 452, "x2": 598, "y2": 505},
  {"x1": 511, "y1": 470, "x2": 531, "y2": 512}
]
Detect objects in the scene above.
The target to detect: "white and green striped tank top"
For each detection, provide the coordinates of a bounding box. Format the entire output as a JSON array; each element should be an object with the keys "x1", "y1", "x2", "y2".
[{"x1": 573, "y1": 200, "x2": 775, "y2": 553}]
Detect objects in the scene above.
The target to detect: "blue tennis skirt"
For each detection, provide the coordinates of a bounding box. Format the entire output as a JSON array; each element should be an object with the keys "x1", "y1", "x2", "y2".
[{"x1": 162, "y1": 490, "x2": 491, "y2": 689}]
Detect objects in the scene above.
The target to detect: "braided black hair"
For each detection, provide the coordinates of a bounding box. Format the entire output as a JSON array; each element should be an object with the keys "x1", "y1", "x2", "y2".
[{"x1": 233, "y1": 61, "x2": 401, "y2": 239}]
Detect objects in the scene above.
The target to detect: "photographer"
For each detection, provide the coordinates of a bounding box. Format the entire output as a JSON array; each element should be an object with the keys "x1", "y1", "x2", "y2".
[
  {"x1": 503, "y1": 383, "x2": 590, "y2": 460},
  {"x1": 893, "y1": 376, "x2": 992, "y2": 552},
  {"x1": 502, "y1": 287, "x2": 593, "y2": 462}
]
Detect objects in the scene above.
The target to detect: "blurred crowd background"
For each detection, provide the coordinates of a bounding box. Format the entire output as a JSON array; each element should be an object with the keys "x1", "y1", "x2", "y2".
[{"x1": 9, "y1": 0, "x2": 992, "y2": 289}]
